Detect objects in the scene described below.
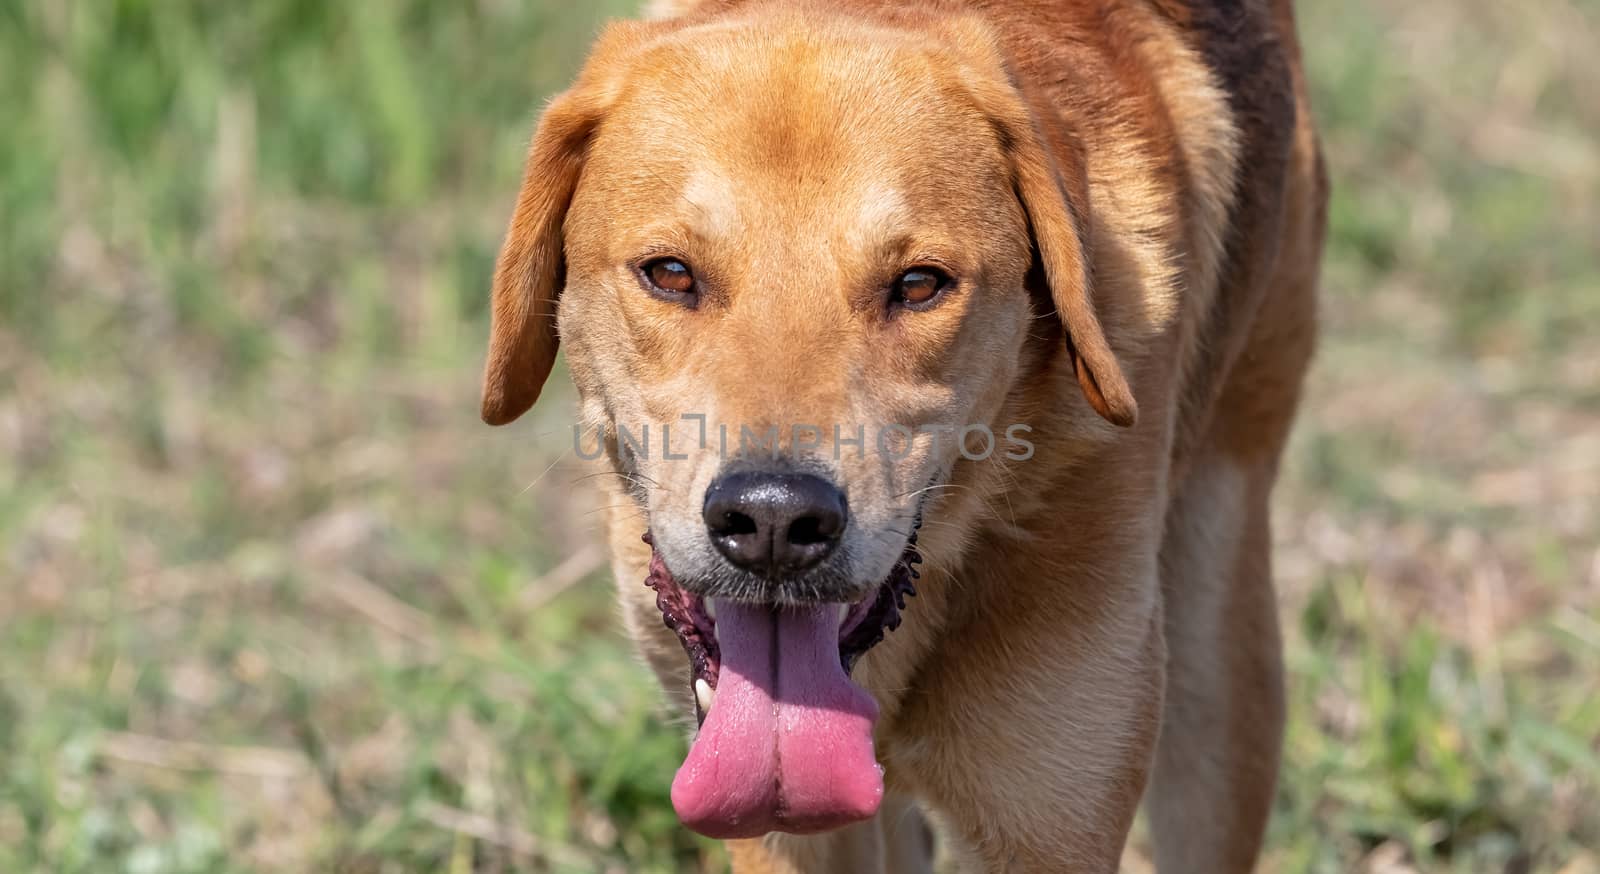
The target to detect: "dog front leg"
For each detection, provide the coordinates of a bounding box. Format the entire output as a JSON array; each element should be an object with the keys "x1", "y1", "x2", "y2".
[
  {"x1": 1144, "y1": 456, "x2": 1285, "y2": 873},
  {"x1": 893, "y1": 576, "x2": 1167, "y2": 873}
]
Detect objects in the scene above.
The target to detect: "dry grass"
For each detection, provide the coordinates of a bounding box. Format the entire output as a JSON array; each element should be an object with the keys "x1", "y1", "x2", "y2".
[{"x1": 1, "y1": 0, "x2": 1596, "y2": 871}]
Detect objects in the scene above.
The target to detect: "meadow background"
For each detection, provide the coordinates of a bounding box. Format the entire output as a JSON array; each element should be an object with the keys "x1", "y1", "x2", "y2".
[{"x1": 1, "y1": 0, "x2": 1596, "y2": 871}]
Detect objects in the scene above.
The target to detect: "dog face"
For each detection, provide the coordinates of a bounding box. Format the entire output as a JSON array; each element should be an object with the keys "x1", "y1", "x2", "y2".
[{"x1": 482, "y1": 11, "x2": 1135, "y2": 605}]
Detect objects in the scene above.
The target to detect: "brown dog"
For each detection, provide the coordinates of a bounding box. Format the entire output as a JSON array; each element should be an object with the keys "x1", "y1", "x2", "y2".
[{"x1": 481, "y1": 0, "x2": 1325, "y2": 870}]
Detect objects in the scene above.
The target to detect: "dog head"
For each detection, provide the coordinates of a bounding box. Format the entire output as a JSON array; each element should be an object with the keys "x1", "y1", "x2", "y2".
[{"x1": 482, "y1": 9, "x2": 1135, "y2": 606}]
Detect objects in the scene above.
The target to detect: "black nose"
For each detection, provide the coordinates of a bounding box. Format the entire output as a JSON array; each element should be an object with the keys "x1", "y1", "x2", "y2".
[{"x1": 702, "y1": 472, "x2": 848, "y2": 576}]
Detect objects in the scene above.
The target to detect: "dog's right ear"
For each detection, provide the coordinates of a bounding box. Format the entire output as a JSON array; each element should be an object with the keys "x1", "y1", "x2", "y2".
[{"x1": 481, "y1": 22, "x2": 651, "y2": 426}]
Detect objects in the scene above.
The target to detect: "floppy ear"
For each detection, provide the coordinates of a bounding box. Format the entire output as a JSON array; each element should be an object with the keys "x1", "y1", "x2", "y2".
[
  {"x1": 938, "y1": 18, "x2": 1139, "y2": 428},
  {"x1": 481, "y1": 23, "x2": 647, "y2": 426},
  {"x1": 1006, "y1": 92, "x2": 1139, "y2": 427}
]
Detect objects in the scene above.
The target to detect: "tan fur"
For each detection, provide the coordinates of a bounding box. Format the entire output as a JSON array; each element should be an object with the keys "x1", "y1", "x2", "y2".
[{"x1": 482, "y1": 0, "x2": 1324, "y2": 870}]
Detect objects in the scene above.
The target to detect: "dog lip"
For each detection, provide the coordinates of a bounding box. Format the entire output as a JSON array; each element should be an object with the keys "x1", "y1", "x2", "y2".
[
  {"x1": 642, "y1": 516, "x2": 923, "y2": 726},
  {"x1": 642, "y1": 533, "x2": 721, "y2": 722}
]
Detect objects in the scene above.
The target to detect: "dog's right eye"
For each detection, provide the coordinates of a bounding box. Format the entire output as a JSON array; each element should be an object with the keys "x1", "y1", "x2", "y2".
[
  {"x1": 891, "y1": 267, "x2": 954, "y2": 310},
  {"x1": 642, "y1": 258, "x2": 696, "y2": 298}
]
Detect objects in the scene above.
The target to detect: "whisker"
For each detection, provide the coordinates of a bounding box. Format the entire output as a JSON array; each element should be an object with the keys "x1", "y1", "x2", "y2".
[
  {"x1": 890, "y1": 482, "x2": 970, "y2": 501},
  {"x1": 569, "y1": 469, "x2": 664, "y2": 491},
  {"x1": 518, "y1": 450, "x2": 571, "y2": 495},
  {"x1": 583, "y1": 502, "x2": 650, "y2": 520}
]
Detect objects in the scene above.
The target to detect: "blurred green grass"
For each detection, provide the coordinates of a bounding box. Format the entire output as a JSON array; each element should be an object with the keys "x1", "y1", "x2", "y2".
[{"x1": 1, "y1": 1, "x2": 1596, "y2": 872}]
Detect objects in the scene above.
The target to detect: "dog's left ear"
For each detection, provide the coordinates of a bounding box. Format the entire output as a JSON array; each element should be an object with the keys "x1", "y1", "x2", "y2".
[
  {"x1": 937, "y1": 16, "x2": 1138, "y2": 428},
  {"x1": 481, "y1": 22, "x2": 653, "y2": 426}
]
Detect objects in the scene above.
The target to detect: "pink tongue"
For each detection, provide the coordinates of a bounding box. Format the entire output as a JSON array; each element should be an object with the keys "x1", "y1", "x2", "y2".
[{"x1": 670, "y1": 601, "x2": 882, "y2": 838}]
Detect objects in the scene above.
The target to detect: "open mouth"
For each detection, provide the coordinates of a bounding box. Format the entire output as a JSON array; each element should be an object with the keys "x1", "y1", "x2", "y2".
[{"x1": 640, "y1": 521, "x2": 922, "y2": 839}]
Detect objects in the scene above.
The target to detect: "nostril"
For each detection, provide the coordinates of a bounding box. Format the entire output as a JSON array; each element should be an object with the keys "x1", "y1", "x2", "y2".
[
  {"x1": 786, "y1": 515, "x2": 834, "y2": 546},
  {"x1": 711, "y1": 510, "x2": 759, "y2": 538}
]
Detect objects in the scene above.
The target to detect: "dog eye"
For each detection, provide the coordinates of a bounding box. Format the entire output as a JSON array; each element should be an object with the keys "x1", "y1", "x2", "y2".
[
  {"x1": 643, "y1": 258, "x2": 696, "y2": 296},
  {"x1": 893, "y1": 268, "x2": 952, "y2": 308}
]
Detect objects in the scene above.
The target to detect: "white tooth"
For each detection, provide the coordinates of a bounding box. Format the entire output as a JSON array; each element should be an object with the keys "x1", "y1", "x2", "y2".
[{"x1": 695, "y1": 678, "x2": 715, "y2": 713}]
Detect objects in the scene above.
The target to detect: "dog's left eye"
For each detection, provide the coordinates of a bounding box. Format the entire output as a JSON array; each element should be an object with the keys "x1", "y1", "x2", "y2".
[{"x1": 892, "y1": 268, "x2": 953, "y2": 308}]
